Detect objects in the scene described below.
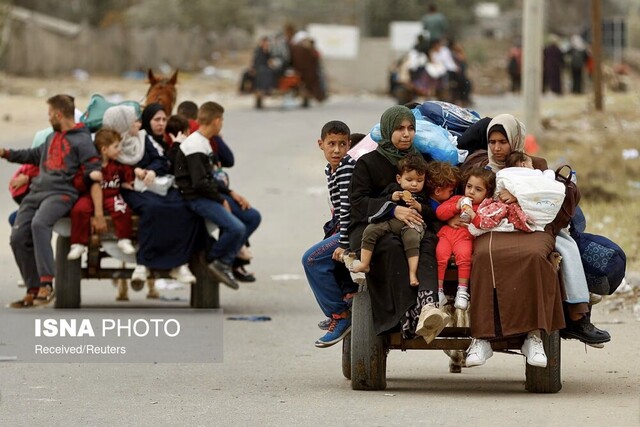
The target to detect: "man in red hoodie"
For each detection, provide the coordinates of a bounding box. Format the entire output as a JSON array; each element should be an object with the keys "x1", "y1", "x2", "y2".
[{"x1": 0, "y1": 94, "x2": 102, "y2": 308}]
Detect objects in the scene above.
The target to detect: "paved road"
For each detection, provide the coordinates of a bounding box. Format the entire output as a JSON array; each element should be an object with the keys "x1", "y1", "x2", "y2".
[{"x1": 0, "y1": 95, "x2": 637, "y2": 426}]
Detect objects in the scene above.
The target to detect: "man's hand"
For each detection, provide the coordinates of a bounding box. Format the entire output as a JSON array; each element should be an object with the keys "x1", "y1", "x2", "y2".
[
  {"x1": 230, "y1": 191, "x2": 250, "y2": 210},
  {"x1": 92, "y1": 215, "x2": 107, "y2": 235},
  {"x1": 0, "y1": 148, "x2": 5, "y2": 158},
  {"x1": 9, "y1": 173, "x2": 29, "y2": 190},
  {"x1": 332, "y1": 247, "x2": 345, "y2": 262}
]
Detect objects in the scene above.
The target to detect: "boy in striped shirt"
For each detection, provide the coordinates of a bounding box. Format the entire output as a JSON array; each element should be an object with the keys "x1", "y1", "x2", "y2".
[{"x1": 302, "y1": 121, "x2": 358, "y2": 348}]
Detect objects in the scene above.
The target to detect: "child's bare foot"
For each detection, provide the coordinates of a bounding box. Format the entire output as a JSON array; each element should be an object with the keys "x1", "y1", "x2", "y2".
[
  {"x1": 349, "y1": 260, "x2": 369, "y2": 274},
  {"x1": 409, "y1": 274, "x2": 419, "y2": 287}
]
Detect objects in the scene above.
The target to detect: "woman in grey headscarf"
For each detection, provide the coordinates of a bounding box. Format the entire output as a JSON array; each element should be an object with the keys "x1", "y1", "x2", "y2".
[{"x1": 349, "y1": 105, "x2": 446, "y2": 342}]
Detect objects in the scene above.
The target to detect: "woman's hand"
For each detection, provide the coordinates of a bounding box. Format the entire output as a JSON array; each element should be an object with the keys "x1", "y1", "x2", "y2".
[
  {"x1": 496, "y1": 189, "x2": 517, "y2": 204},
  {"x1": 142, "y1": 170, "x2": 156, "y2": 186},
  {"x1": 332, "y1": 247, "x2": 345, "y2": 262},
  {"x1": 169, "y1": 131, "x2": 187, "y2": 144},
  {"x1": 447, "y1": 214, "x2": 466, "y2": 229},
  {"x1": 134, "y1": 167, "x2": 146, "y2": 180},
  {"x1": 394, "y1": 205, "x2": 424, "y2": 229}
]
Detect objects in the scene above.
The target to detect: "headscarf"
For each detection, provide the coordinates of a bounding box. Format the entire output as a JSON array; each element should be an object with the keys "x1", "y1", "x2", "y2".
[
  {"x1": 486, "y1": 113, "x2": 526, "y2": 172},
  {"x1": 376, "y1": 105, "x2": 419, "y2": 165},
  {"x1": 102, "y1": 105, "x2": 146, "y2": 165},
  {"x1": 141, "y1": 102, "x2": 168, "y2": 155}
]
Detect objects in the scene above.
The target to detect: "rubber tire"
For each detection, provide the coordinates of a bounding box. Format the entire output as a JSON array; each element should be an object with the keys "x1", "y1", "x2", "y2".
[
  {"x1": 342, "y1": 332, "x2": 352, "y2": 380},
  {"x1": 189, "y1": 254, "x2": 220, "y2": 309},
  {"x1": 525, "y1": 330, "x2": 562, "y2": 393},
  {"x1": 350, "y1": 288, "x2": 387, "y2": 390},
  {"x1": 54, "y1": 235, "x2": 81, "y2": 308}
]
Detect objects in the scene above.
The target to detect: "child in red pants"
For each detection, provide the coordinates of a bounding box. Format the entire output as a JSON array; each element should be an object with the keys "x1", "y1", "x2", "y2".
[
  {"x1": 435, "y1": 167, "x2": 495, "y2": 310},
  {"x1": 68, "y1": 129, "x2": 135, "y2": 259}
]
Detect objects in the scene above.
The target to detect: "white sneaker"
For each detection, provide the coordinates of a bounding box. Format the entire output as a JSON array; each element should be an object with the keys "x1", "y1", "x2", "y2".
[
  {"x1": 130, "y1": 265, "x2": 148, "y2": 291},
  {"x1": 466, "y1": 338, "x2": 493, "y2": 367},
  {"x1": 521, "y1": 333, "x2": 547, "y2": 368},
  {"x1": 438, "y1": 290, "x2": 448, "y2": 308},
  {"x1": 454, "y1": 289, "x2": 470, "y2": 311},
  {"x1": 170, "y1": 264, "x2": 196, "y2": 284},
  {"x1": 117, "y1": 239, "x2": 136, "y2": 255},
  {"x1": 67, "y1": 244, "x2": 87, "y2": 260}
]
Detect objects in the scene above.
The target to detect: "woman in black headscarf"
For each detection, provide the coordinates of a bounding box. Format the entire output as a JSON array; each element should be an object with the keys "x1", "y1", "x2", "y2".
[
  {"x1": 120, "y1": 103, "x2": 207, "y2": 286},
  {"x1": 349, "y1": 105, "x2": 446, "y2": 340}
]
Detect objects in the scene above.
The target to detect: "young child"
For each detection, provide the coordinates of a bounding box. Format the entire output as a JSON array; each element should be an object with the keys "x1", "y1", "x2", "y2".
[
  {"x1": 302, "y1": 120, "x2": 358, "y2": 348},
  {"x1": 425, "y1": 161, "x2": 461, "y2": 212},
  {"x1": 67, "y1": 128, "x2": 136, "y2": 260},
  {"x1": 350, "y1": 153, "x2": 428, "y2": 287},
  {"x1": 435, "y1": 167, "x2": 495, "y2": 310}
]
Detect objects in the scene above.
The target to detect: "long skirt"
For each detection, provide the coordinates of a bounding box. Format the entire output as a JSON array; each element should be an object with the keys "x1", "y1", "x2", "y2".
[
  {"x1": 470, "y1": 231, "x2": 565, "y2": 339},
  {"x1": 122, "y1": 188, "x2": 207, "y2": 269},
  {"x1": 365, "y1": 230, "x2": 438, "y2": 335}
]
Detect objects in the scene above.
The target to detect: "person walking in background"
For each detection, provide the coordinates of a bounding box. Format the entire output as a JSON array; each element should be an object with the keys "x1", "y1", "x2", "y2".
[
  {"x1": 507, "y1": 40, "x2": 522, "y2": 93},
  {"x1": 543, "y1": 34, "x2": 564, "y2": 95},
  {"x1": 567, "y1": 34, "x2": 589, "y2": 94},
  {"x1": 421, "y1": 3, "x2": 448, "y2": 44}
]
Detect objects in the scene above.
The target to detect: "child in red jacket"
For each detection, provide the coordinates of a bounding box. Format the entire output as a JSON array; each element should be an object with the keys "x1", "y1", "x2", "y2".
[
  {"x1": 67, "y1": 128, "x2": 136, "y2": 260},
  {"x1": 435, "y1": 167, "x2": 495, "y2": 310}
]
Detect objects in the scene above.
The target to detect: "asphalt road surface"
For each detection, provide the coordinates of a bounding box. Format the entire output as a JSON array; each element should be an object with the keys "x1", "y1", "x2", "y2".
[{"x1": 0, "y1": 94, "x2": 637, "y2": 426}]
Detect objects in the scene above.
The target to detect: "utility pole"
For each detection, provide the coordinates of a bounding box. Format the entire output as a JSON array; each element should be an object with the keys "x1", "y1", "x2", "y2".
[
  {"x1": 591, "y1": 0, "x2": 604, "y2": 111},
  {"x1": 522, "y1": 0, "x2": 544, "y2": 137}
]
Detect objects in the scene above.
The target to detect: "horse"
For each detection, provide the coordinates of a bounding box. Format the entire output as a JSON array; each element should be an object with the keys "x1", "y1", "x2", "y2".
[{"x1": 145, "y1": 68, "x2": 178, "y2": 116}]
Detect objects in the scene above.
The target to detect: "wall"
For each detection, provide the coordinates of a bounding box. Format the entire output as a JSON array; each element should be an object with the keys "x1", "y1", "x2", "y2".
[{"x1": 323, "y1": 37, "x2": 395, "y2": 94}]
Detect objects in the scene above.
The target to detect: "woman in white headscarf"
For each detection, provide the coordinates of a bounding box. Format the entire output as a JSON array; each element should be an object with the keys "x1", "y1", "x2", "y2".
[{"x1": 102, "y1": 104, "x2": 207, "y2": 287}]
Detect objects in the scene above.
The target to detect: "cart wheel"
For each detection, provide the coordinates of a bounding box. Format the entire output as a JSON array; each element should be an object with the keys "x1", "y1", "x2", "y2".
[
  {"x1": 342, "y1": 332, "x2": 352, "y2": 380},
  {"x1": 55, "y1": 235, "x2": 81, "y2": 308},
  {"x1": 189, "y1": 253, "x2": 220, "y2": 308},
  {"x1": 351, "y1": 288, "x2": 387, "y2": 390},
  {"x1": 525, "y1": 330, "x2": 562, "y2": 393}
]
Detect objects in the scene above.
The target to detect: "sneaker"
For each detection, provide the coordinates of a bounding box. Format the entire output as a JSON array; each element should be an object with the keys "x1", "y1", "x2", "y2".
[
  {"x1": 33, "y1": 284, "x2": 55, "y2": 306},
  {"x1": 438, "y1": 290, "x2": 448, "y2": 308},
  {"x1": 315, "y1": 316, "x2": 351, "y2": 348},
  {"x1": 415, "y1": 303, "x2": 451, "y2": 344},
  {"x1": 521, "y1": 333, "x2": 547, "y2": 368},
  {"x1": 9, "y1": 293, "x2": 35, "y2": 308},
  {"x1": 117, "y1": 239, "x2": 136, "y2": 255},
  {"x1": 130, "y1": 265, "x2": 148, "y2": 291},
  {"x1": 67, "y1": 244, "x2": 87, "y2": 260},
  {"x1": 169, "y1": 264, "x2": 196, "y2": 284},
  {"x1": 232, "y1": 266, "x2": 256, "y2": 282},
  {"x1": 466, "y1": 338, "x2": 493, "y2": 367},
  {"x1": 209, "y1": 260, "x2": 240, "y2": 290},
  {"x1": 454, "y1": 289, "x2": 470, "y2": 311},
  {"x1": 318, "y1": 318, "x2": 332, "y2": 330}
]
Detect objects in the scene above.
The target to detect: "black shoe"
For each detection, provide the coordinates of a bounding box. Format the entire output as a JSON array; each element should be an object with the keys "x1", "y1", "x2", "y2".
[
  {"x1": 209, "y1": 260, "x2": 240, "y2": 290},
  {"x1": 232, "y1": 266, "x2": 256, "y2": 282},
  {"x1": 561, "y1": 317, "x2": 611, "y2": 345}
]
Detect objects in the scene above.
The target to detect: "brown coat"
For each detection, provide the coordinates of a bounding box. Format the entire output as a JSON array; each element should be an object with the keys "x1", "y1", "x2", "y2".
[{"x1": 463, "y1": 153, "x2": 579, "y2": 338}]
